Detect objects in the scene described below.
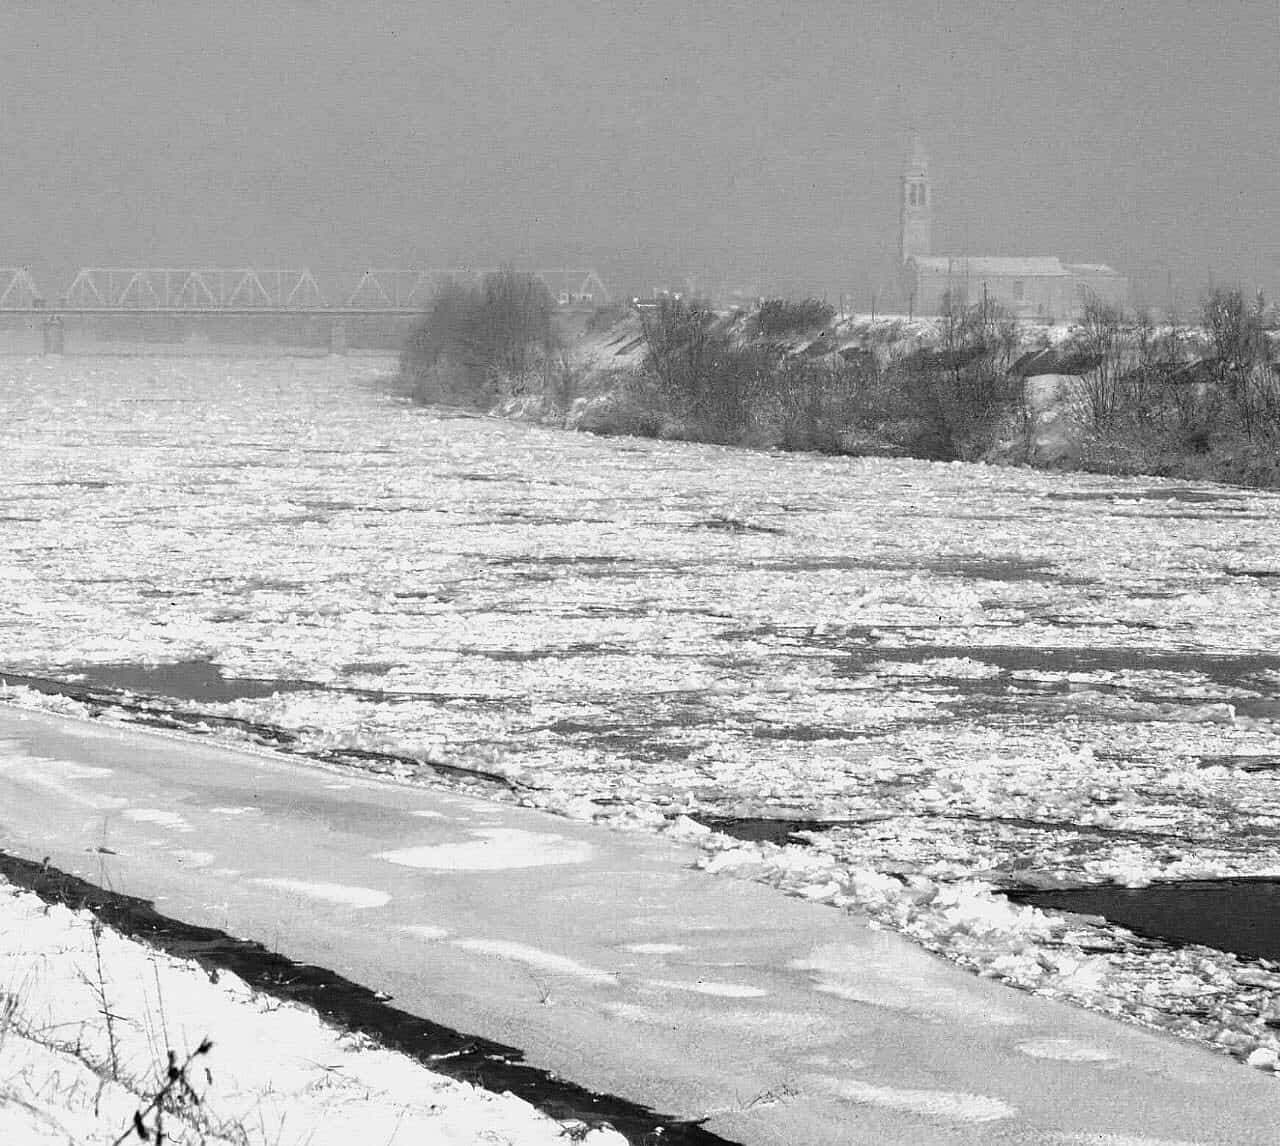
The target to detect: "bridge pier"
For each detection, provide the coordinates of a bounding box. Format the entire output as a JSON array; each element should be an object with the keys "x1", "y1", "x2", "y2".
[
  {"x1": 328, "y1": 319, "x2": 347, "y2": 356},
  {"x1": 41, "y1": 316, "x2": 65, "y2": 356}
]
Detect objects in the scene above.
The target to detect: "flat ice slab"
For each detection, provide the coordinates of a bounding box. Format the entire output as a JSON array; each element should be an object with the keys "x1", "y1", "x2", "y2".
[{"x1": 3, "y1": 703, "x2": 1280, "y2": 1145}]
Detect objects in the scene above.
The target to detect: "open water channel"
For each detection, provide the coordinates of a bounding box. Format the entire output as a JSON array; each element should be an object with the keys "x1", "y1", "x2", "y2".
[{"x1": 3, "y1": 354, "x2": 1280, "y2": 1061}]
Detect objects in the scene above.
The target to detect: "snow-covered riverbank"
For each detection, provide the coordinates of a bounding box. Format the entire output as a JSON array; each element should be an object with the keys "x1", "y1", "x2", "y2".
[
  {"x1": 3, "y1": 355, "x2": 1280, "y2": 1069},
  {"x1": 0, "y1": 875, "x2": 623, "y2": 1144}
]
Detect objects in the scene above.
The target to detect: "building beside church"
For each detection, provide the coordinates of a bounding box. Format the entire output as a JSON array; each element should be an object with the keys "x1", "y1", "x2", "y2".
[{"x1": 899, "y1": 136, "x2": 1127, "y2": 322}]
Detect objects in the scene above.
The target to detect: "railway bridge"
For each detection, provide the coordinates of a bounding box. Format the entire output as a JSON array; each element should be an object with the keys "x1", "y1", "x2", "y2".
[{"x1": 0, "y1": 266, "x2": 610, "y2": 354}]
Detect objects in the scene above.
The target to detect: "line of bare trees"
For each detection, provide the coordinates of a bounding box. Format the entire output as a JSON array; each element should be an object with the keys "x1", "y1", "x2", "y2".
[
  {"x1": 400, "y1": 276, "x2": 1280, "y2": 485},
  {"x1": 1070, "y1": 287, "x2": 1279, "y2": 453}
]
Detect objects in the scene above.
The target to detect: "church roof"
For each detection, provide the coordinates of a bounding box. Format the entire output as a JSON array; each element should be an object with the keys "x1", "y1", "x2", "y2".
[
  {"x1": 910, "y1": 256, "x2": 1125, "y2": 279},
  {"x1": 911, "y1": 256, "x2": 1072, "y2": 277}
]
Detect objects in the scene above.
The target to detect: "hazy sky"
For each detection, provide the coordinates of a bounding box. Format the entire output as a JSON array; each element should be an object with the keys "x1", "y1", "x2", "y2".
[{"x1": 2, "y1": 0, "x2": 1276, "y2": 306}]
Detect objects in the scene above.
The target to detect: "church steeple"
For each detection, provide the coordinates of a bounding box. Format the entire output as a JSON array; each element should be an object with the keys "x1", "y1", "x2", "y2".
[{"x1": 900, "y1": 131, "x2": 932, "y2": 264}]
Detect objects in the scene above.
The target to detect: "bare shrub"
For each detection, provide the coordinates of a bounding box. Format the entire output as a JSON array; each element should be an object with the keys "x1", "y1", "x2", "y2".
[
  {"x1": 753, "y1": 298, "x2": 835, "y2": 337},
  {"x1": 112, "y1": 1039, "x2": 214, "y2": 1146},
  {"x1": 1203, "y1": 286, "x2": 1275, "y2": 438},
  {"x1": 401, "y1": 271, "x2": 559, "y2": 408},
  {"x1": 573, "y1": 371, "x2": 670, "y2": 438},
  {"x1": 888, "y1": 293, "x2": 1024, "y2": 459},
  {"x1": 769, "y1": 355, "x2": 873, "y2": 453},
  {"x1": 637, "y1": 298, "x2": 774, "y2": 442}
]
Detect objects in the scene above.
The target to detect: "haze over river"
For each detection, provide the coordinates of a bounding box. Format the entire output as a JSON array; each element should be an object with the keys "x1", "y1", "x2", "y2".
[{"x1": 5, "y1": 355, "x2": 1280, "y2": 1063}]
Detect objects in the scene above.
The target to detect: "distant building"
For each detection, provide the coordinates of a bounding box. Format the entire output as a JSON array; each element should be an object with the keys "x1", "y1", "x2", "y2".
[{"x1": 899, "y1": 135, "x2": 1127, "y2": 322}]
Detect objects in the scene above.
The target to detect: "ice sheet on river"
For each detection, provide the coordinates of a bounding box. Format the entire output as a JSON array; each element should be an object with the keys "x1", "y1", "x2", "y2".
[{"x1": 3, "y1": 355, "x2": 1280, "y2": 1069}]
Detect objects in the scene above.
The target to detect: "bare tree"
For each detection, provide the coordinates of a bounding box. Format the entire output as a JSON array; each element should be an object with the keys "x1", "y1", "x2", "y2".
[
  {"x1": 1202, "y1": 286, "x2": 1269, "y2": 436},
  {"x1": 1078, "y1": 291, "x2": 1128, "y2": 428}
]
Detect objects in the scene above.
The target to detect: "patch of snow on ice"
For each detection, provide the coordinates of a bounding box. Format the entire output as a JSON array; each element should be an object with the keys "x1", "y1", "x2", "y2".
[
  {"x1": 792, "y1": 938, "x2": 1027, "y2": 1025},
  {"x1": 169, "y1": 849, "x2": 214, "y2": 868},
  {"x1": 601, "y1": 1000, "x2": 669, "y2": 1026},
  {"x1": 209, "y1": 805, "x2": 259, "y2": 815},
  {"x1": 409, "y1": 808, "x2": 447, "y2": 818},
  {"x1": 817, "y1": 1077, "x2": 1015, "y2": 1122},
  {"x1": 401, "y1": 924, "x2": 450, "y2": 940},
  {"x1": 377, "y1": 828, "x2": 593, "y2": 870},
  {"x1": 248, "y1": 877, "x2": 390, "y2": 908},
  {"x1": 647, "y1": 978, "x2": 767, "y2": 998},
  {"x1": 19, "y1": 769, "x2": 127, "y2": 810},
  {"x1": 801, "y1": 1053, "x2": 870, "y2": 1070},
  {"x1": 123, "y1": 808, "x2": 191, "y2": 831},
  {"x1": 451, "y1": 938, "x2": 616, "y2": 983},
  {"x1": 1016, "y1": 1037, "x2": 1116, "y2": 1063},
  {"x1": 621, "y1": 942, "x2": 686, "y2": 954},
  {"x1": 43, "y1": 759, "x2": 114, "y2": 781}
]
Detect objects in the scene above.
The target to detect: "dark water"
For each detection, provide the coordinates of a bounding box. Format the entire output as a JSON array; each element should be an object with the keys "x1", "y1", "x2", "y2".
[
  {"x1": 694, "y1": 816, "x2": 1280, "y2": 967},
  {"x1": 690, "y1": 815, "x2": 871, "y2": 847},
  {"x1": 1197, "y1": 754, "x2": 1280, "y2": 772},
  {"x1": 61, "y1": 659, "x2": 312, "y2": 702},
  {"x1": 0, "y1": 669, "x2": 518, "y2": 790},
  {"x1": 0, "y1": 850, "x2": 735, "y2": 1146},
  {"x1": 1006, "y1": 879, "x2": 1280, "y2": 964},
  {"x1": 1045, "y1": 487, "x2": 1249, "y2": 505}
]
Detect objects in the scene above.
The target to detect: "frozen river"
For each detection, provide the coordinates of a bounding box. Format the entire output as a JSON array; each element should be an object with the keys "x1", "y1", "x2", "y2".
[{"x1": 4, "y1": 354, "x2": 1280, "y2": 1065}]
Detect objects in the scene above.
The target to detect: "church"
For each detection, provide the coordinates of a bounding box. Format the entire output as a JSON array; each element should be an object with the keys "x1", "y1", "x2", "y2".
[{"x1": 899, "y1": 136, "x2": 1127, "y2": 322}]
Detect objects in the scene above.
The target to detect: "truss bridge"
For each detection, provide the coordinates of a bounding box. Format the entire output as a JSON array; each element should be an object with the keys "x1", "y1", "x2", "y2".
[{"x1": 0, "y1": 266, "x2": 610, "y2": 315}]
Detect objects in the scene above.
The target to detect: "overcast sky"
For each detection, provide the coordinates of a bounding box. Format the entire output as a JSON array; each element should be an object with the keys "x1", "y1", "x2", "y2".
[{"x1": 1, "y1": 0, "x2": 1276, "y2": 307}]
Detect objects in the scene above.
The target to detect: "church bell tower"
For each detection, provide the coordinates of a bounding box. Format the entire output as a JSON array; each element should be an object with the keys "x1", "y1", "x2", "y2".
[{"x1": 900, "y1": 132, "x2": 931, "y2": 264}]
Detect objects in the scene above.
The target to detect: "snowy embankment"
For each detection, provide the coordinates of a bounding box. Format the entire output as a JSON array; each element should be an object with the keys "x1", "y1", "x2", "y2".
[
  {"x1": 0, "y1": 875, "x2": 621, "y2": 1145},
  {"x1": 3, "y1": 356, "x2": 1280, "y2": 1072}
]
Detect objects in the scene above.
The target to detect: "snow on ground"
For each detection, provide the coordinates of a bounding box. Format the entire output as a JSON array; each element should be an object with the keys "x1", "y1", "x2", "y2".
[
  {"x1": 0, "y1": 876, "x2": 623, "y2": 1144},
  {"x1": 3, "y1": 356, "x2": 1280, "y2": 1068}
]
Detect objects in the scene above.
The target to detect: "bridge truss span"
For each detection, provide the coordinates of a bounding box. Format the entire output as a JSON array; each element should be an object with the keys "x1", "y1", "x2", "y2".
[
  {"x1": 345, "y1": 268, "x2": 474, "y2": 309},
  {"x1": 61, "y1": 268, "x2": 328, "y2": 310},
  {"x1": 0, "y1": 268, "x2": 43, "y2": 309},
  {"x1": 345, "y1": 267, "x2": 611, "y2": 309}
]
